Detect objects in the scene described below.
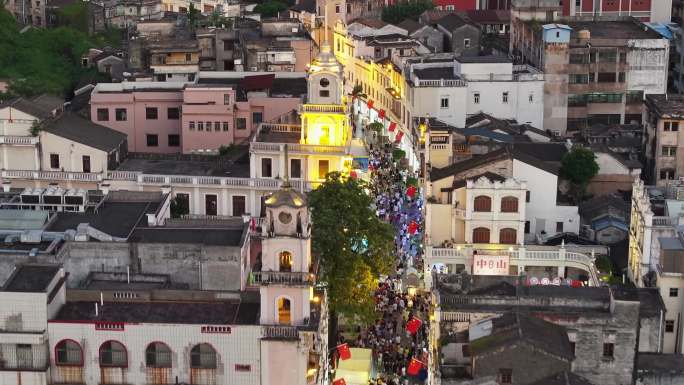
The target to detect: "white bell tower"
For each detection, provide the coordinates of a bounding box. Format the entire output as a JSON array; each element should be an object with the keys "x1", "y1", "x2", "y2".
[{"x1": 257, "y1": 179, "x2": 313, "y2": 327}]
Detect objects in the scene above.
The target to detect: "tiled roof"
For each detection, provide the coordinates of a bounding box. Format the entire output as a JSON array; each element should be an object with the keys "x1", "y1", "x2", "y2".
[{"x1": 43, "y1": 113, "x2": 126, "y2": 152}]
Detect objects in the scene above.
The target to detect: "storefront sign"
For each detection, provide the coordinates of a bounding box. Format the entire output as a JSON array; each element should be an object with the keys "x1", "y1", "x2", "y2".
[{"x1": 473, "y1": 255, "x2": 509, "y2": 275}]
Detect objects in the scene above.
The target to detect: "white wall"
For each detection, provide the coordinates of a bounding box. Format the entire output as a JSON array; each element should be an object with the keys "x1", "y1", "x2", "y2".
[
  {"x1": 412, "y1": 86, "x2": 467, "y2": 128},
  {"x1": 465, "y1": 80, "x2": 544, "y2": 129},
  {"x1": 595, "y1": 152, "x2": 631, "y2": 175},
  {"x1": 659, "y1": 274, "x2": 683, "y2": 353},
  {"x1": 0, "y1": 107, "x2": 37, "y2": 136},
  {"x1": 512, "y1": 159, "x2": 579, "y2": 239},
  {"x1": 40, "y1": 133, "x2": 110, "y2": 173}
]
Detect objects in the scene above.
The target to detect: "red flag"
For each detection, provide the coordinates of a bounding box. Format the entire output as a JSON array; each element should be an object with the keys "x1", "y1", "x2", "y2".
[
  {"x1": 350, "y1": 170, "x2": 358, "y2": 179},
  {"x1": 406, "y1": 185, "x2": 417, "y2": 198},
  {"x1": 367, "y1": 100, "x2": 374, "y2": 109},
  {"x1": 378, "y1": 109, "x2": 386, "y2": 119},
  {"x1": 250, "y1": 217, "x2": 256, "y2": 231},
  {"x1": 333, "y1": 379, "x2": 347, "y2": 385},
  {"x1": 407, "y1": 358, "x2": 424, "y2": 376},
  {"x1": 408, "y1": 221, "x2": 418, "y2": 235},
  {"x1": 388, "y1": 121, "x2": 397, "y2": 132},
  {"x1": 395, "y1": 131, "x2": 404, "y2": 143},
  {"x1": 337, "y1": 343, "x2": 351, "y2": 360},
  {"x1": 406, "y1": 318, "x2": 422, "y2": 334}
]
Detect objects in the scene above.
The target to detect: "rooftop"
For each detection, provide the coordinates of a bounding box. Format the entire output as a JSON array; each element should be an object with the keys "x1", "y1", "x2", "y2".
[
  {"x1": 397, "y1": 19, "x2": 422, "y2": 34},
  {"x1": 436, "y1": 13, "x2": 476, "y2": 31},
  {"x1": 413, "y1": 67, "x2": 460, "y2": 80},
  {"x1": 457, "y1": 55, "x2": 512, "y2": 64},
  {"x1": 646, "y1": 94, "x2": 684, "y2": 119},
  {"x1": 637, "y1": 353, "x2": 684, "y2": 374},
  {"x1": 0, "y1": 94, "x2": 63, "y2": 120},
  {"x1": 129, "y1": 226, "x2": 246, "y2": 246},
  {"x1": 53, "y1": 300, "x2": 260, "y2": 324},
  {"x1": 43, "y1": 113, "x2": 127, "y2": 152},
  {"x1": 567, "y1": 20, "x2": 663, "y2": 40},
  {"x1": 3, "y1": 264, "x2": 61, "y2": 293},
  {"x1": 115, "y1": 147, "x2": 250, "y2": 177},
  {"x1": 530, "y1": 372, "x2": 596, "y2": 385}
]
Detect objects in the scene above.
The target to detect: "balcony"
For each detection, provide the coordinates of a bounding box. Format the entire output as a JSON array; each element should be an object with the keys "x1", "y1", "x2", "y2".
[
  {"x1": 300, "y1": 104, "x2": 346, "y2": 114},
  {"x1": 653, "y1": 216, "x2": 674, "y2": 227},
  {"x1": 262, "y1": 325, "x2": 299, "y2": 340},
  {"x1": 0, "y1": 136, "x2": 39, "y2": 145},
  {"x1": 415, "y1": 79, "x2": 466, "y2": 87},
  {"x1": 252, "y1": 270, "x2": 315, "y2": 286}
]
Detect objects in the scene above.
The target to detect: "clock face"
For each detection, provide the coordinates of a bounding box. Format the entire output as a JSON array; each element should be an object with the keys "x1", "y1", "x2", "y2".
[
  {"x1": 320, "y1": 78, "x2": 330, "y2": 87},
  {"x1": 279, "y1": 211, "x2": 292, "y2": 224}
]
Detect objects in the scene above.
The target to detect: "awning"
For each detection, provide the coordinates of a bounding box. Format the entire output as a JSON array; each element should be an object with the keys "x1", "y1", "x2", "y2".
[{"x1": 334, "y1": 348, "x2": 372, "y2": 385}]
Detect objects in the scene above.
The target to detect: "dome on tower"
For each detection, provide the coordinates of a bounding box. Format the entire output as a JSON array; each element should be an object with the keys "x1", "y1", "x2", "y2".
[
  {"x1": 308, "y1": 43, "x2": 342, "y2": 75},
  {"x1": 264, "y1": 182, "x2": 307, "y2": 208}
]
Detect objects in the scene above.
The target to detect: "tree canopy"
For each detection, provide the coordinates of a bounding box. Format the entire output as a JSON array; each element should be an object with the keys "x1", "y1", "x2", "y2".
[
  {"x1": 254, "y1": 1, "x2": 288, "y2": 17},
  {"x1": 0, "y1": 8, "x2": 118, "y2": 97},
  {"x1": 381, "y1": 0, "x2": 435, "y2": 24},
  {"x1": 308, "y1": 172, "x2": 395, "y2": 325},
  {"x1": 560, "y1": 147, "x2": 599, "y2": 202}
]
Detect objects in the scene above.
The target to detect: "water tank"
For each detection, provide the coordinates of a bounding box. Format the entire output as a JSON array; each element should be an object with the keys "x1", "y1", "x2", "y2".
[{"x1": 578, "y1": 29, "x2": 591, "y2": 40}]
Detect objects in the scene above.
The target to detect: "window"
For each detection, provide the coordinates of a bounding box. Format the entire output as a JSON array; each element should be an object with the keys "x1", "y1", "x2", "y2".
[
  {"x1": 115, "y1": 108, "x2": 127, "y2": 121},
  {"x1": 185, "y1": 53, "x2": 192, "y2": 62},
  {"x1": 318, "y1": 160, "x2": 329, "y2": 180},
  {"x1": 55, "y1": 340, "x2": 82, "y2": 365},
  {"x1": 569, "y1": 342, "x2": 576, "y2": 355},
  {"x1": 253, "y1": 113, "x2": 262, "y2": 126},
  {"x1": 597, "y1": 72, "x2": 616, "y2": 83},
  {"x1": 146, "y1": 134, "x2": 158, "y2": 147},
  {"x1": 525, "y1": 221, "x2": 530, "y2": 234},
  {"x1": 235, "y1": 364, "x2": 251, "y2": 372},
  {"x1": 502, "y1": 92, "x2": 509, "y2": 103},
  {"x1": 463, "y1": 38, "x2": 470, "y2": 48},
  {"x1": 50, "y1": 154, "x2": 59, "y2": 169},
  {"x1": 205, "y1": 194, "x2": 217, "y2": 216},
  {"x1": 222, "y1": 122, "x2": 229, "y2": 131},
  {"x1": 16, "y1": 344, "x2": 33, "y2": 369},
  {"x1": 602, "y1": 343, "x2": 614, "y2": 358},
  {"x1": 473, "y1": 227, "x2": 490, "y2": 243},
  {"x1": 146, "y1": 107, "x2": 158, "y2": 120},
  {"x1": 618, "y1": 72, "x2": 625, "y2": 82},
  {"x1": 189, "y1": 121, "x2": 195, "y2": 130},
  {"x1": 335, "y1": 4, "x2": 340, "y2": 13},
  {"x1": 499, "y1": 369, "x2": 512, "y2": 385},
  {"x1": 214, "y1": 121, "x2": 220, "y2": 132},
  {"x1": 619, "y1": 52, "x2": 627, "y2": 63},
  {"x1": 206, "y1": 121, "x2": 212, "y2": 131},
  {"x1": 224, "y1": 94, "x2": 231, "y2": 104},
  {"x1": 661, "y1": 169, "x2": 676, "y2": 180},
  {"x1": 569, "y1": 74, "x2": 589, "y2": 84},
  {"x1": 82, "y1": 156, "x2": 90, "y2": 173},
  {"x1": 167, "y1": 107, "x2": 180, "y2": 120},
  {"x1": 223, "y1": 40, "x2": 234, "y2": 51},
  {"x1": 278, "y1": 297, "x2": 292, "y2": 325},
  {"x1": 97, "y1": 108, "x2": 109, "y2": 121},
  {"x1": 198, "y1": 121, "x2": 204, "y2": 131},
  {"x1": 346, "y1": 3, "x2": 351, "y2": 13},
  {"x1": 232, "y1": 195, "x2": 245, "y2": 216},
  {"x1": 528, "y1": 93, "x2": 534, "y2": 103},
  {"x1": 236, "y1": 118, "x2": 247, "y2": 130},
  {"x1": 670, "y1": 288, "x2": 679, "y2": 297},
  {"x1": 168, "y1": 134, "x2": 180, "y2": 147},
  {"x1": 279, "y1": 251, "x2": 293, "y2": 272},
  {"x1": 473, "y1": 93, "x2": 480, "y2": 104},
  {"x1": 174, "y1": 193, "x2": 190, "y2": 216},
  {"x1": 662, "y1": 146, "x2": 677, "y2": 157},
  {"x1": 556, "y1": 221, "x2": 564, "y2": 233},
  {"x1": 473, "y1": 196, "x2": 491, "y2": 212},
  {"x1": 499, "y1": 228, "x2": 517, "y2": 244},
  {"x1": 261, "y1": 158, "x2": 272, "y2": 177},
  {"x1": 145, "y1": 342, "x2": 171, "y2": 368},
  {"x1": 500, "y1": 196, "x2": 518, "y2": 213},
  {"x1": 569, "y1": 53, "x2": 588, "y2": 64},
  {"x1": 100, "y1": 341, "x2": 127, "y2": 367},
  {"x1": 367, "y1": 2, "x2": 371, "y2": 10},
  {"x1": 190, "y1": 344, "x2": 217, "y2": 369},
  {"x1": 666, "y1": 320, "x2": 675, "y2": 333},
  {"x1": 290, "y1": 159, "x2": 302, "y2": 179},
  {"x1": 526, "y1": 191, "x2": 530, "y2": 202},
  {"x1": 664, "y1": 121, "x2": 680, "y2": 131},
  {"x1": 440, "y1": 97, "x2": 449, "y2": 109},
  {"x1": 320, "y1": 90, "x2": 330, "y2": 98}
]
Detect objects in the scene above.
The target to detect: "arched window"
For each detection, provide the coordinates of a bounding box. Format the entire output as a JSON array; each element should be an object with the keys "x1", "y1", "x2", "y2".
[
  {"x1": 472, "y1": 227, "x2": 490, "y2": 243},
  {"x1": 473, "y1": 196, "x2": 491, "y2": 212},
  {"x1": 190, "y1": 344, "x2": 217, "y2": 369},
  {"x1": 55, "y1": 340, "x2": 83, "y2": 366},
  {"x1": 277, "y1": 297, "x2": 292, "y2": 325},
  {"x1": 279, "y1": 251, "x2": 293, "y2": 272},
  {"x1": 499, "y1": 228, "x2": 517, "y2": 244},
  {"x1": 500, "y1": 196, "x2": 519, "y2": 213},
  {"x1": 100, "y1": 341, "x2": 127, "y2": 367},
  {"x1": 145, "y1": 342, "x2": 172, "y2": 368}
]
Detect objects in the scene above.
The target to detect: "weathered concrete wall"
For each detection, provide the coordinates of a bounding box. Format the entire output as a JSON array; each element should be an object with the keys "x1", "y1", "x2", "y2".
[
  {"x1": 56, "y1": 241, "x2": 132, "y2": 287},
  {"x1": 473, "y1": 343, "x2": 570, "y2": 384}
]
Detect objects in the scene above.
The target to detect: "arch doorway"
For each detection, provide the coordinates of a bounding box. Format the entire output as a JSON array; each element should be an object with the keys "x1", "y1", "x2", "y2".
[{"x1": 277, "y1": 297, "x2": 292, "y2": 325}]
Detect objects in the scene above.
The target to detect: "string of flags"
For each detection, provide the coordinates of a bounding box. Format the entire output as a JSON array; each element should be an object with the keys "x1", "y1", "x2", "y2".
[{"x1": 363, "y1": 99, "x2": 403, "y2": 144}]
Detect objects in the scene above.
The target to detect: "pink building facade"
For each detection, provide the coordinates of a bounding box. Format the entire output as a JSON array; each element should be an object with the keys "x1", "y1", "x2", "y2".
[{"x1": 90, "y1": 78, "x2": 304, "y2": 154}]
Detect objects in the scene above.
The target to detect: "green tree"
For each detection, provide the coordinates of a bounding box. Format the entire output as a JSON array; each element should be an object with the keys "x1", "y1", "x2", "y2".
[
  {"x1": 254, "y1": 1, "x2": 287, "y2": 17},
  {"x1": 56, "y1": 1, "x2": 88, "y2": 31},
  {"x1": 170, "y1": 195, "x2": 190, "y2": 218},
  {"x1": 560, "y1": 147, "x2": 599, "y2": 203},
  {"x1": 188, "y1": 3, "x2": 200, "y2": 30},
  {"x1": 308, "y1": 172, "x2": 395, "y2": 325},
  {"x1": 382, "y1": 0, "x2": 435, "y2": 24}
]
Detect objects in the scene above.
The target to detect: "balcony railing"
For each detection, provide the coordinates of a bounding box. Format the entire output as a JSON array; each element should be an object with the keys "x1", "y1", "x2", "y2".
[
  {"x1": 252, "y1": 271, "x2": 315, "y2": 286},
  {"x1": 262, "y1": 325, "x2": 299, "y2": 339},
  {"x1": 0, "y1": 135, "x2": 39, "y2": 145},
  {"x1": 653, "y1": 216, "x2": 675, "y2": 226},
  {"x1": 300, "y1": 104, "x2": 346, "y2": 114},
  {"x1": 415, "y1": 79, "x2": 466, "y2": 87}
]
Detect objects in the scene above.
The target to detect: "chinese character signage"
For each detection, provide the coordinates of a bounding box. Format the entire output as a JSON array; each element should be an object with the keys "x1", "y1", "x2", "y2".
[{"x1": 473, "y1": 255, "x2": 510, "y2": 275}]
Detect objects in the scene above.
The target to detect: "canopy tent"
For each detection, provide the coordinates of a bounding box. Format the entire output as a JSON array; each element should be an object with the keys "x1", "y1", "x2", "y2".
[{"x1": 333, "y1": 348, "x2": 373, "y2": 385}]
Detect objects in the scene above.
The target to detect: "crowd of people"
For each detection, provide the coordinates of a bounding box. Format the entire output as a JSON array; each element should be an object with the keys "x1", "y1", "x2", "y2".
[{"x1": 354, "y1": 142, "x2": 429, "y2": 385}]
